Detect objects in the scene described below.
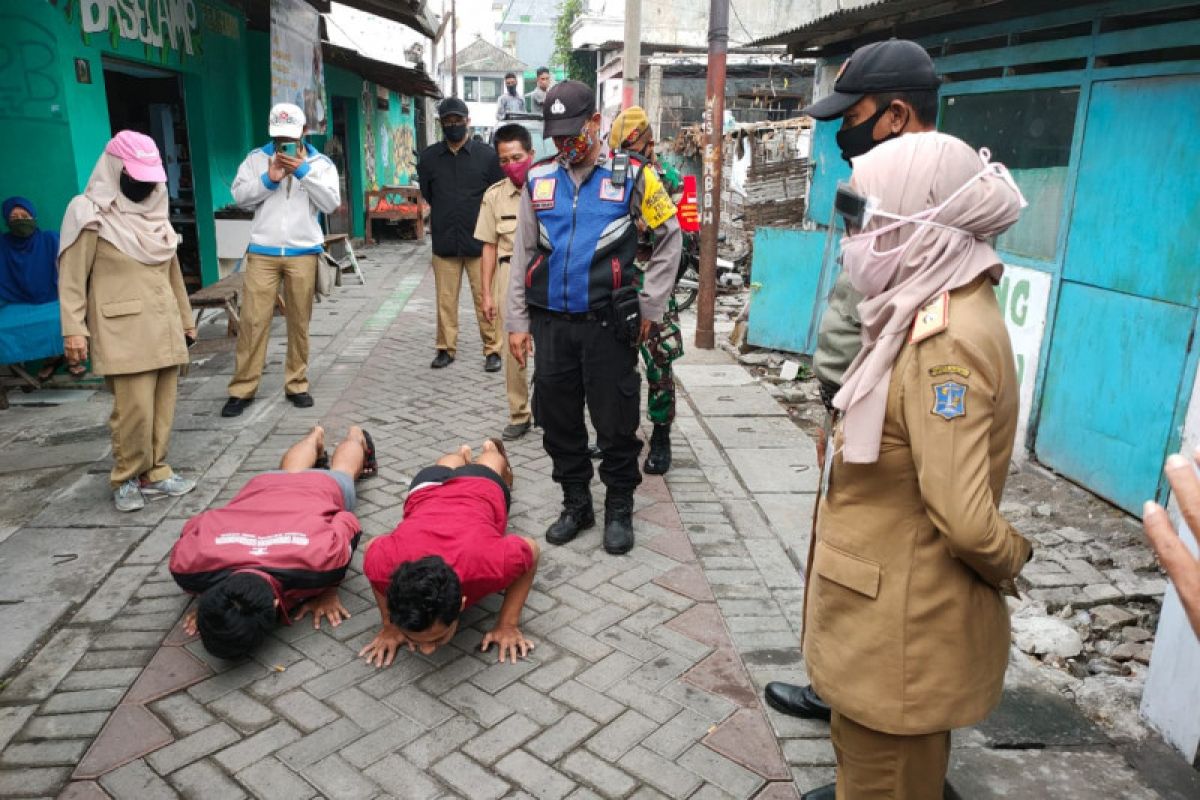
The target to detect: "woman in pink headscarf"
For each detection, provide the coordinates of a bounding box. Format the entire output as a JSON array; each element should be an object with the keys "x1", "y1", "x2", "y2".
[
  {"x1": 58, "y1": 131, "x2": 197, "y2": 513},
  {"x1": 802, "y1": 131, "x2": 1036, "y2": 798}
]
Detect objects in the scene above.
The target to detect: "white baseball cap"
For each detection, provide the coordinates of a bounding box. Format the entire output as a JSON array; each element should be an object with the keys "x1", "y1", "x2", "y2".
[{"x1": 268, "y1": 103, "x2": 306, "y2": 138}]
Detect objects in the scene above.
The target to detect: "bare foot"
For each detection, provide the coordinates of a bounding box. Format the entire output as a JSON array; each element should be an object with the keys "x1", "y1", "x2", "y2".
[
  {"x1": 309, "y1": 425, "x2": 326, "y2": 453},
  {"x1": 459, "y1": 444, "x2": 473, "y2": 462}
]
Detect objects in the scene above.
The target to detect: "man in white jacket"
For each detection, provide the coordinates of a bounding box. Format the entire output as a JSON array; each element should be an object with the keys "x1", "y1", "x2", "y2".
[{"x1": 223, "y1": 103, "x2": 341, "y2": 418}]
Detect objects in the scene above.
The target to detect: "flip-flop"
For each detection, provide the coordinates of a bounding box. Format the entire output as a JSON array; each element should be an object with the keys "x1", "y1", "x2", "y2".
[{"x1": 360, "y1": 429, "x2": 377, "y2": 479}]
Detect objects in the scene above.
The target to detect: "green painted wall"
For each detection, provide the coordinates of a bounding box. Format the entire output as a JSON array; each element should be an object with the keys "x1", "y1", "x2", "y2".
[{"x1": 0, "y1": 0, "x2": 255, "y2": 286}]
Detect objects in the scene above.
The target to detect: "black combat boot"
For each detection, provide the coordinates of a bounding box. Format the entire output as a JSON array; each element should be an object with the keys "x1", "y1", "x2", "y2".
[
  {"x1": 603, "y1": 489, "x2": 635, "y2": 555},
  {"x1": 642, "y1": 423, "x2": 672, "y2": 475},
  {"x1": 546, "y1": 483, "x2": 594, "y2": 545}
]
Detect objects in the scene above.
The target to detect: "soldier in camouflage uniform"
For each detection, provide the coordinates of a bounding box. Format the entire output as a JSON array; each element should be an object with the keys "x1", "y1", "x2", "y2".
[{"x1": 610, "y1": 107, "x2": 683, "y2": 474}]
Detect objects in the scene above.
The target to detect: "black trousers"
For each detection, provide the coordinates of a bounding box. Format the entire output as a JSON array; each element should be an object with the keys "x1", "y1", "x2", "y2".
[{"x1": 530, "y1": 312, "x2": 643, "y2": 492}]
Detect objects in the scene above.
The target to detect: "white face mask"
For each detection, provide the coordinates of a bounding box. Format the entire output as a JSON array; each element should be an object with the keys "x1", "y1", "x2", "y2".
[{"x1": 838, "y1": 149, "x2": 1026, "y2": 297}]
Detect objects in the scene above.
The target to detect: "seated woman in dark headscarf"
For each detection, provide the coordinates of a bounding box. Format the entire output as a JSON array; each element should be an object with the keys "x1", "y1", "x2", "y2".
[{"x1": 0, "y1": 197, "x2": 76, "y2": 379}]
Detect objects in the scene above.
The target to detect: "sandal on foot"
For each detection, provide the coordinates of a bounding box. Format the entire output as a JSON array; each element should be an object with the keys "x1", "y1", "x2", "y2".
[{"x1": 360, "y1": 429, "x2": 377, "y2": 478}]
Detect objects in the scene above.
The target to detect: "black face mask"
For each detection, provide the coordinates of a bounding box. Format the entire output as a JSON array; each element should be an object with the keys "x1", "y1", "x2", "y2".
[
  {"x1": 836, "y1": 103, "x2": 896, "y2": 165},
  {"x1": 506, "y1": 84, "x2": 518, "y2": 97},
  {"x1": 119, "y1": 172, "x2": 157, "y2": 203},
  {"x1": 442, "y1": 123, "x2": 468, "y2": 143}
]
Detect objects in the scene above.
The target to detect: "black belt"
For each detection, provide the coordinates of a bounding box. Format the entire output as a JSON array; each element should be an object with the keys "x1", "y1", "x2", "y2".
[{"x1": 532, "y1": 307, "x2": 608, "y2": 323}]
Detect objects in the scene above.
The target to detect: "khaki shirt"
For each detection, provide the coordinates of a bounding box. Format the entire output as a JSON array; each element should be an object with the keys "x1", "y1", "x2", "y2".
[
  {"x1": 59, "y1": 229, "x2": 192, "y2": 377},
  {"x1": 474, "y1": 178, "x2": 522, "y2": 261},
  {"x1": 804, "y1": 276, "x2": 1032, "y2": 736}
]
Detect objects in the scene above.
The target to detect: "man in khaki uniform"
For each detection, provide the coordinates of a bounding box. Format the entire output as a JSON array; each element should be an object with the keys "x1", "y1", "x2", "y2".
[
  {"x1": 476, "y1": 123, "x2": 534, "y2": 440},
  {"x1": 794, "y1": 41, "x2": 1032, "y2": 800}
]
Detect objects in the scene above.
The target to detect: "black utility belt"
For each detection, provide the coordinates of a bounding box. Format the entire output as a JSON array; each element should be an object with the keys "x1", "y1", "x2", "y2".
[{"x1": 532, "y1": 307, "x2": 609, "y2": 323}]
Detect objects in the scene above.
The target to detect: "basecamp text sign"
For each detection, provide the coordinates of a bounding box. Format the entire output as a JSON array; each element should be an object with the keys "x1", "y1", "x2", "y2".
[{"x1": 81, "y1": 0, "x2": 199, "y2": 55}]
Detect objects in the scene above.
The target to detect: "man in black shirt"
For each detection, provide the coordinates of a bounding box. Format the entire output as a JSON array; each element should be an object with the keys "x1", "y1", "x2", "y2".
[{"x1": 417, "y1": 98, "x2": 505, "y2": 371}]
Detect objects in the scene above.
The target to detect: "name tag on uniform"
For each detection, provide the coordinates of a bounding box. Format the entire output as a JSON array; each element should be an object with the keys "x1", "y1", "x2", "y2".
[
  {"x1": 531, "y1": 178, "x2": 556, "y2": 210},
  {"x1": 599, "y1": 178, "x2": 626, "y2": 203}
]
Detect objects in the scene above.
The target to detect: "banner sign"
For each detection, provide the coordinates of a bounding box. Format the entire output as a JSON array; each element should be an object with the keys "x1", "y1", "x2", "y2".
[{"x1": 270, "y1": 0, "x2": 326, "y2": 134}]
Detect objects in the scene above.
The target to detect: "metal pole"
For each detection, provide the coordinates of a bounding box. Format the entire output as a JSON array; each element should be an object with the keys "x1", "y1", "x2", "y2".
[
  {"x1": 621, "y1": 0, "x2": 642, "y2": 109},
  {"x1": 695, "y1": 0, "x2": 728, "y2": 349},
  {"x1": 451, "y1": 0, "x2": 458, "y2": 97}
]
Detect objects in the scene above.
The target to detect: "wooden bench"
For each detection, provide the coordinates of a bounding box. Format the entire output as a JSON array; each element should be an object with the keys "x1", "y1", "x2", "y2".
[
  {"x1": 365, "y1": 186, "x2": 428, "y2": 244},
  {"x1": 189, "y1": 272, "x2": 247, "y2": 337}
]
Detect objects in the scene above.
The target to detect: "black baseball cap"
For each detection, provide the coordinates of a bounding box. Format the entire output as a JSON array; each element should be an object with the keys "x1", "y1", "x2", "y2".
[
  {"x1": 543, "y1": 80, "x2": 595, "y2": 137},
  {"x1": 437, "y1": 97, "x2": 469, "y2": 119},
  {"x1": 801, "y1": 39, "x2": 940, "y2": 121}
]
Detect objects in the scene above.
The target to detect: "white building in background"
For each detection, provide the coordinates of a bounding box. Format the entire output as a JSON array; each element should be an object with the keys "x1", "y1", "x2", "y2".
[{"x1": 438, "y1": 38, "x2": 529, "y2": 132}]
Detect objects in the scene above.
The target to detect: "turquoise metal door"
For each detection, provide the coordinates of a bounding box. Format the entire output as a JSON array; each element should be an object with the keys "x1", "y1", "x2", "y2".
[
  {"x1": 1036, "y1": 75, "x2": 1200, "y2": 515},
  {"x1": 746, "y1": 227, "x2": 827, "y2": 354}
]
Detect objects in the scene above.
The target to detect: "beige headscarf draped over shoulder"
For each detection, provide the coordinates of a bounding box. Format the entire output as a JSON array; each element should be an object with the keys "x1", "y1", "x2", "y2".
[
  {"x1": 832, "y1": 131, "x2": 1026, "y2": 464},
  {"x1": 58, "y1": 150, "x2": 179, "y2": 266}
]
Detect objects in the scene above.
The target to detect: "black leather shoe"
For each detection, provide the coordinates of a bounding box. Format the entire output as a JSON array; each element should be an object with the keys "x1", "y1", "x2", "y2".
[
  {"x1": 484, "y1": 353, "x2": 502, "y2": 372},
  {"x1": 286, "y1": 391, "x2": 314, "y2": 408},
  {"x1": 603, "y1": 490, "x2": 635, "y2": 555},
  {"x1": 764, "y1": 682, "x2": 832, "y2": 721},
  {"x1": 546, "y1": 484, "x2": 594, "y2": 545},
  {"x1": 221, "y1": 397, "x2": 254, "y2": 417},
  {"x1": 643, "y1": 423, "x2": 671, "y2": 474},
  {"x1": 800, "y1": 783, "x2": 836, "y2": 800},
  {"x1": 430, "y1": 350, "x2": 454, "y2": 369}
]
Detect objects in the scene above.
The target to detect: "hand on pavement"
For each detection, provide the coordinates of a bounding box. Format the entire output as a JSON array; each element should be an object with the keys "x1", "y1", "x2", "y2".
[
  {"x1": 480, "y1": 624, "x2": 534, "y2": 663},
  {"x1": 294, "y1": 590, "x2": 351, "y2": 630},
  {"x1": 358, "y1": 625, "x2": 412, "y2": 667}
]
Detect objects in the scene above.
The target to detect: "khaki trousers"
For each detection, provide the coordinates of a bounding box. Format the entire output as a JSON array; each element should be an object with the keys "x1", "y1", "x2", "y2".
[
  {"x1": 106, "y1": 366, "x2": 179, "y2": 488},
  {"x1": 831, "y1": 711, "x2": 950, "y2": 800},
  {"x1": 433, "y1": 254, "x2": 501, "y2": 358},
  {"x1": 494, "y1": 259, "x2": 531, "y2": 424},
  {"x1": 229, "y1": 253, "x2": 317, "y2": 398}
]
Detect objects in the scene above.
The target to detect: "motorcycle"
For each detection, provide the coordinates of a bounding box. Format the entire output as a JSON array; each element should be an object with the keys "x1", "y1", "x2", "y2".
[{"x1": 672, "y1": 230, "x2": 750, "y2": 313}]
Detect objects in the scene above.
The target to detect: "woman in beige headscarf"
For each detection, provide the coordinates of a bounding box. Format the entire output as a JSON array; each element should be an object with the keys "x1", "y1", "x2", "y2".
[
  {"x1": 59, "y1": 131, "x2": 196, "y2": 513},
  {"x1": 802, "y1": 130, "x2": 1035, "y2": 799}
]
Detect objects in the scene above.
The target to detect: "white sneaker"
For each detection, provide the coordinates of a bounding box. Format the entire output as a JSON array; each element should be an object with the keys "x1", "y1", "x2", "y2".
[
  {"x1": 113, "y1": 479, "x2": 146, "y2": 512},
  {"x1": 141, "y1": 474, "x2": 197, "y2": 497}
]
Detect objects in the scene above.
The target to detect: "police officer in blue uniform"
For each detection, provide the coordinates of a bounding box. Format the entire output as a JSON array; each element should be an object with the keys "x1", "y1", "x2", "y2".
[{"x1": 505, "y1": 81, "x2": 681, "y2": 555}]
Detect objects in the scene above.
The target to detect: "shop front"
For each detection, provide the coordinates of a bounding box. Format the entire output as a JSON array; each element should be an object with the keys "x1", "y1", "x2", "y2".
[{"x1": 0, "y1": 0, "x2": 258, "y2": 288}]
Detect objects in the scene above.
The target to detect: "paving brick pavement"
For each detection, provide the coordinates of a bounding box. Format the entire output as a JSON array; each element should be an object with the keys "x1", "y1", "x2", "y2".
[{"x1": 0, "y1": 241, "x2": 808, "y2": 799}]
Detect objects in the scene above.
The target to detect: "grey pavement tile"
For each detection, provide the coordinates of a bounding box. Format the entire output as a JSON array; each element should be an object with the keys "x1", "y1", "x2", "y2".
[
  {"x1": 150, "y1": 693, "x2": 218, "y2": 736},
  {"x1": 276, "y1": 717, "x2": 364, "y2": 770},
  {"x1": 433, "y1": 752, "x2": 511, "y2": 800},
  {"x1": 271, "y1": 689, "x2": 340, "y2": 732},
  {"x1": 328, "y1": 686, "x2": 400, "y2": 731},
  {"x1": 146, "y1": 721, "x2": 239, "y2": 775},
  {"x1": 496, "y1": 683, "x2": 569, "y2": 726},
  {"x1": 0, "y1": 705, "x2": 36, "y2": 752},
  {"x1": 98, "y1": 759, "x2": 176, "y2": 799},
  {"x1": 678, "y1": 744, "x2": 766, "y2": 799},
  {"x1": 236, "y1": 757, "x2": 319, "y2": 800},
  {"x1": 494, "y1": 749, "x2": 576, "y2": 800},
  {"x1": 462, "y1": 714, "x2": 541, "y2": 765},
  {"x1": 304, "y1": 752, "x2": 383, "y2": 800},
  {"x1": 214, "y1": 721, "x2": 303, "y2": 774},
  {"x1": 382, "y1": 684, "x2": 456, "y2": 728},
  {"x1": 619, "y1": 745, "x2": 705, "y2": 797},
  {"x1": 1, "y1": 628, "x2": 93, "y2": 701},
  {"x1": 41, "y1": 688, "x2": 125, "y2": 715},
  {"x1": 19, "y1": 711, "x2": 109, "y2": 741},
  {"x1": 0, "y1": 738, "x2": 89, "y2": 766},
  {"x1": 170, "y1": 758, "x2": 249, "y2": 800},
  {"x1": 560, "y1": 750, "x2": 639, "y2": 797},
  {"x1": 208, "y1": 689, "x2": 276, "y2": 734},
  {"x1": 442, "y1": 682, "x2": 515, "y2": 727},
  {"x1": 550, "y1": 680, "x2": 625, "y2": 724},
  {"x1": 525, "y1": 711, "x2": 600, "y2": 763},
  {"x1": 340, "y1": 717, "x2": 424, "y2": 769},
  {"x1": 403, "y1": 716, "x2": 481, "y2": 769}
]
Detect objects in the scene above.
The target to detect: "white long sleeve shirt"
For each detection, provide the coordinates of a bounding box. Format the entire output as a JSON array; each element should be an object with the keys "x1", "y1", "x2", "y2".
[{"x1": 231, "y1": 142, "x2": 341, "y2": 256}]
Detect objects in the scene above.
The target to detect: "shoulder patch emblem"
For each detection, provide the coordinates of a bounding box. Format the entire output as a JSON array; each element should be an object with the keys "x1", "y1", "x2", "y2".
[
  {"x1": 910, "y1": 292, "x2": 949, "y2": 344},
  {"x1": 531, "y1": 178, "x2": 556, "y2": 210},
  {"x1": 931, "y1": 381, "x2": 967, "y2": 421},
  {"x1": 599, "y1": 178, "x2": 626, "y2": 202},
  {"x1": 929, "y1": 364, "x2": 971, "y2": 379}
]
